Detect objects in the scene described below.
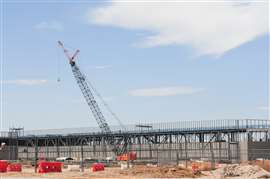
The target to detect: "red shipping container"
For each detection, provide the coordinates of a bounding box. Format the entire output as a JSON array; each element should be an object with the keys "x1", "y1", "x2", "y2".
[
  {"x1": 91, "y1": 163, "x2": 104, "y2": 172},
  {"x1": 38, "y1": 161, "x2": 62, "y2": 173},
  {"x1": 7, "y1": 163, "x2": 22, "y2": 172},
  {"x1": 0, "y1": 160, "x2": 8, "y2": 173}
]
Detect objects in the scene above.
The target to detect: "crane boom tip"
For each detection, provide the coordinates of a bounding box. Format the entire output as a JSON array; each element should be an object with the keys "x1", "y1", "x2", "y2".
[{"x1": 58, "y1": 41, "x2": 63, "y2": 46}]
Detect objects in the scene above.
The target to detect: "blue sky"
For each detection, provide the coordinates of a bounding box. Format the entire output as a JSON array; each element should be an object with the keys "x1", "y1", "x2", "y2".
[{"x1": 1, "y1": 1, "x2": 269, "y2": 130}]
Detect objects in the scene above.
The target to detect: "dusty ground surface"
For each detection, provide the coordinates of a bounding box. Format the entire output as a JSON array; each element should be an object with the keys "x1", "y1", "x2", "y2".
[
  {"x1": 0, "y1": 164, "x2": 270, "y2": 179},
  {"x1": 0, "y1": 167, "x2": 196, "y2": 179}
]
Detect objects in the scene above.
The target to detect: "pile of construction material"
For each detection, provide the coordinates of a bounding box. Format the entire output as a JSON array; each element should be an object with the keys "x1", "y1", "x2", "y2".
[
  {"x1": 120, "y1": 165, "x2": 199, "y2": 178},
  {"x1": 212, "y1": 164, "x2": 270, "y2": 179},
  {"x1": 253, "y1": 160, "x2": 270, "y2": 172}
]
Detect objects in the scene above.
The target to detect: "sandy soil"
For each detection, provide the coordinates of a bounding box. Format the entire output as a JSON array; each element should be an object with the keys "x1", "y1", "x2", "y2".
[
  {"x1": 0, "y1": 164, "x2": 270, "y2": 179},
  {"x1": 1, "y1": 167, "x2": 197, "y2": 179}
]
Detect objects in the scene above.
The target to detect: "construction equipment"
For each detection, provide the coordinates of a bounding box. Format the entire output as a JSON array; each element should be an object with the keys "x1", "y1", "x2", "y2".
[
  {"x1": 58, "y1": 41, "x2": 135, "y2": 161},
  {"x1": 58, "y1": 41, "x2": 111, "y2": 134}
]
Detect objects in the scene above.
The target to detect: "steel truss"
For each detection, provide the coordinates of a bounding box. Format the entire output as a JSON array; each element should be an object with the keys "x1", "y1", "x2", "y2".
[
  {"x1": 17, "y1": 125, "x2": 269, "y2": 163},
  {"x1": 1, "y1": 119, "x2": 269, "y2": 163}
]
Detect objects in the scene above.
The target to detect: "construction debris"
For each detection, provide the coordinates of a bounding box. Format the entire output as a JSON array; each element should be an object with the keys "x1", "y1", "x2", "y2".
[
  {"x1": 221, "y1": 164, "x2": 270, "y2": 179},
  {"x1": 254, "y1": 160, "x2": 270, "y2": 172},
  {"x1": 120, "y1": 165, "x2": 199, "y2": 178},
  {"x1": 1, "y1": 163, "x2": 270, "y2": 179}
]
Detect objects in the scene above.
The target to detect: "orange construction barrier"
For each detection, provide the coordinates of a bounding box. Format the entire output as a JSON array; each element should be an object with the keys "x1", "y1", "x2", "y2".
[
  {"x1": 191, "y1": 161, "x2": 212, "y2": 171},
  {"x1": 117, "y1": 152, "x2": 137, "y2": 161},
  {"x1": 7, "y1": 163, "x2": 22, "y2": 172},
  {"x1": 0, "y1": 160, "x2": 8, "y2": 173},
  {"x1": 191, "y1": 163, "x2": 199, "y2": 174},
  {"x1": 91, "y1": 163, "x2": 104, "y2": 172},
  {"x1": 38, "y1": 161, "x2": 62, "y2": 173}
]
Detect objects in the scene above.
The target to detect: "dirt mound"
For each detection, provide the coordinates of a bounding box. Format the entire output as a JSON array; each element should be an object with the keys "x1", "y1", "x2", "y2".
[
  {"x1": 224, "y1": 164, "x2": 270, "y2": 179},
  {"x1": 120, "y1": 165, "x2": 199, "y2": 178},
  {"x1": 191, "y1": 161, "x2": 213, "y2": 171},
  {"x1": 254, "y1": 160, "x2": 270, "y2": 172}
]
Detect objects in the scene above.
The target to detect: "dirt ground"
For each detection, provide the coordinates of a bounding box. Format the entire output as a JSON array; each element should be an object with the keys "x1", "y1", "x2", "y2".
[
  {"x1": 0, "y1": 164, "x2": 270, "y2": 179},
  {"x1": 1, "y1": 167, "x2": 195, "y2": 179}
]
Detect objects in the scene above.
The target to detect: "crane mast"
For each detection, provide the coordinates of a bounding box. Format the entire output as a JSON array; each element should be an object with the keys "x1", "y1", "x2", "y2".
[{"x1": 58, "y1": 41, "x2": 112, "y2": 134}]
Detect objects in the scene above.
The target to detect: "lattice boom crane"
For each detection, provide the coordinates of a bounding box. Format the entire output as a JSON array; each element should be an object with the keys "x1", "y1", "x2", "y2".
[
  {"x1": 58, "y1": 41, "x2": 137, "y2": 160},
  {"x1": 58, "y1": 41, "x2": 112, "y2": 134}
]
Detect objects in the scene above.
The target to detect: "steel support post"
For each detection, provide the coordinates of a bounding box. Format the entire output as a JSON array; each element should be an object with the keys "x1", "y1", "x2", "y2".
[
  {"x1": 34, "y1": 138, "x2": 38, "y2": 173},
  {"x1": 80, "y1": 140, "x2": 84, "y2": 172},
  {"x1": 184, "y1": 135, "x2": 188, "y2": 168}
]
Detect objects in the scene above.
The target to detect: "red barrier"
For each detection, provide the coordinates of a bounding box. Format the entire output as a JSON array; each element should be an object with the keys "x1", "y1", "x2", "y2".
[
  {"x1": 7, "y1": 163, "x2": 22, "y2": 172},
  {"x1": 38, "y1": 161, "x2": 62, "y2": 173},
  {"x1": 0, "y1": 160, "x2": 8, "y2": 173},
  {"x1": 91, "y1": 163, "x2": 104, "y2": 172}
]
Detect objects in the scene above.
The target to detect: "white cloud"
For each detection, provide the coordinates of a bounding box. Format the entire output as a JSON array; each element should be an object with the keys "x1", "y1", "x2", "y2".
[
  {"x1": 34, "y1": 21, "x2": 63, "y2": 31},
  {"x1": 129, "y1": 86, "x2": 204, "y2": 97},
  {"x1": 88, "y1": 1, "x2": 269, "y2": 56},
  {"x1": 2, "y1": 80, "x2": 48, "y2": 86},
  {"x1": 257, "y1": 106, "x2": 270, "y2": 111}
]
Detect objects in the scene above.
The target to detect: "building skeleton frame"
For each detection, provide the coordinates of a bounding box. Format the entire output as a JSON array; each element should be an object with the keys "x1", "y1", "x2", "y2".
[{"x1": 0, "y1": 119, "x2": 269, "y2": 164}]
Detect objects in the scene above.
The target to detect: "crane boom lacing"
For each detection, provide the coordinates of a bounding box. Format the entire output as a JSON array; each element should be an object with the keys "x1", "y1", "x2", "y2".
[{"x1": 71, "y1": 63, "x2": 112, "y2": 134}]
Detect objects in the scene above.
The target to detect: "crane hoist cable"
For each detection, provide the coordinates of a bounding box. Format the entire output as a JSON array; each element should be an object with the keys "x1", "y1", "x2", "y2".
[{"x1": 56, "y1": 47, "x2": 61, "y2": 82}]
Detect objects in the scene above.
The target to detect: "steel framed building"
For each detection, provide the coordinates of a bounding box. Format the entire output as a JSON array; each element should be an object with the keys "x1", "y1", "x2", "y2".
[{"x1": 0, "y1": 119, "x2": 269, "y2": 164}]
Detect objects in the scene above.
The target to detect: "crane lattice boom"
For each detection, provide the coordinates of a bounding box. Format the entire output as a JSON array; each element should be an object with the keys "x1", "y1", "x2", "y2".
[
  {"x1": 58, "y1": 41, "x2": 112, "y2": 134},
  {"x1": 71, "y1": 64, "x2": 112, "y2": 134}
]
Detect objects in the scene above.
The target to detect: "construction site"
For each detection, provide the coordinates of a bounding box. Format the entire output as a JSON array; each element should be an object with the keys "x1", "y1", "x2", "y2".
[{"x1": 0, "y1": 40, "x2": 270, "y2": 179}]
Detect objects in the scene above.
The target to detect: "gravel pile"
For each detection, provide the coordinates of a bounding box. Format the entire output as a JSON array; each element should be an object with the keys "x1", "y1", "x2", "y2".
[{"x1": 224, "y1": 164, "x2": 270, "y2": 179}]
